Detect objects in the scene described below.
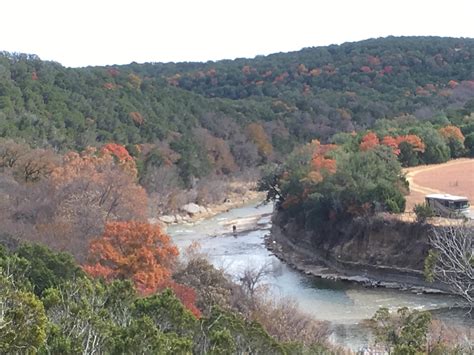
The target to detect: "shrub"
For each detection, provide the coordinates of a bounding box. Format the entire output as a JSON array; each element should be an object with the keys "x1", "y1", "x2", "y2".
[{"x1": 414, "y1": 203, "x2": 434, "y2": 222}]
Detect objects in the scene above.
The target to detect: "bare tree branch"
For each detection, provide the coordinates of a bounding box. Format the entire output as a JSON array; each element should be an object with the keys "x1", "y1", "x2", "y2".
[{"x1": 427, "y1": 224, "x2": 473, "y2": 307}]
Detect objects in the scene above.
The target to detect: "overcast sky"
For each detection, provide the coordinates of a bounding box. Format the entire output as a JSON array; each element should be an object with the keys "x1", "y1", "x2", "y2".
[{"x1": 2, "y1": 0, "x2": 473, "y2": 67}]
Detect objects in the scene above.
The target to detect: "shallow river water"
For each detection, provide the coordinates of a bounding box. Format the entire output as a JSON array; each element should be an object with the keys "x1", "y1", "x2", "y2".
[{"x1": 167, "y1": 202, "x2": 471, "y2": 350}]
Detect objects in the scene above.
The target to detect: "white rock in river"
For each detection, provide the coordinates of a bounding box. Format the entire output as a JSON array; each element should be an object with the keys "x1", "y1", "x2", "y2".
[
  {"x1": 180, "y1": 203, "x2": 202, "y2": 215},
  {"x1": 159, "y1": 215, "x2": 175, "y2": 224}
]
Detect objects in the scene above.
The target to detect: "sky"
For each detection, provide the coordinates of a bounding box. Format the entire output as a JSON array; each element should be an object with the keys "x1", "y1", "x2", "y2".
[{"x1": 2, "y1": 0, "x2": 474, "y2": 68}]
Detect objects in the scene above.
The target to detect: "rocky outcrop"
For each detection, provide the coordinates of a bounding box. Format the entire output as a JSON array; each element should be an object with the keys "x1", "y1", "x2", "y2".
[
  {"x1": 269, "y1": 211, "x2": 450, "y2": 292},
  {"x1": 159, "y1": 215, "x2": 176, "y2": 224},
  {"x1": 180, "y1": 203, "x2": 205, "y2": 215},
  {"x1": 156, "y1": 190, "x2": 266, "y2": 225}
]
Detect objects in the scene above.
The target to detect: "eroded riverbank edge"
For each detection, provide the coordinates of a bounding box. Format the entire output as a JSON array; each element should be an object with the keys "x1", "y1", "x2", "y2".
[{"x1": 265, "y1": 214, "x2": 452, "y2": 295}]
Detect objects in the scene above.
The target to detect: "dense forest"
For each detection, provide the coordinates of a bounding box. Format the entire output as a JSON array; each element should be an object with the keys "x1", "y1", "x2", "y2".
[
  {"x1": 1, "y1": 37, "x2": 474, "y2": 216},
  {"x1": 1, "y1": 37, "x2": 474, "y2": 183}
]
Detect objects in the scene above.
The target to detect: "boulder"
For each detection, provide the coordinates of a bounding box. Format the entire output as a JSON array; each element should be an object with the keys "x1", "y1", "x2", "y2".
[
  {"x1": 180, "y1": 203, "x2": 202, "y2": 215},
  {"x1": 148, "y1": 217, "x2": 159, "y2": 224},
  {"x1": 159, "y1": 215, "x2": 175, "y2": 224}
]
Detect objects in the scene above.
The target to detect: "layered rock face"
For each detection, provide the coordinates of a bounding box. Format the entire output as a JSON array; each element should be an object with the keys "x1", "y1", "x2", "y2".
[{"x1": 270, "y1": 211, "x2": 449, "y2": 291}]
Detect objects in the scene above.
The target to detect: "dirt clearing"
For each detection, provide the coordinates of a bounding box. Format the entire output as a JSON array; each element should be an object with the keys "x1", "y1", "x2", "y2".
[{"x1": 404, "y1": 159, "x2": 474, "y2": 212}]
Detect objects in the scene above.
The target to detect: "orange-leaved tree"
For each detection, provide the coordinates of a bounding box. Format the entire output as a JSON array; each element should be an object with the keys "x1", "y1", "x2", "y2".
[
  {"x1": 438, "y1": 125, "x2": 465, "y2": 157},
  {"x1": 84, "y1": 221, "x2": 179, "y2": 295},
  {"x1": 308, "y1": 140, "x2": 337, "y2": 184},
  {"x1": 359, "y1": 132, "x2": 380, "y2": 151},
  {"x1": 84, "y1": 221, "x2": 201, "y2": 317},
  {"x1": 281, "y1": 140, "x2": 337, "y2": 209},
  {"x1": 48, "y1": 147, "x2": 147, "y2": 260},
  {"x1": 395, "y1": 135, "x2": 425, "y2": 152},
  {"x1": 101, "y1": 143, "x2": 134, "y2": 162},
  {"x1": 438, "y1": 125, "x2": 464, "y2": 142},
  {"x1": 100, "y1": 143, "x2": 138, "y2": 177},
  {"x1": 50, "y1": 146, "x2": 146, "y2": 221},
  {"x1": 381, "y1": 136, "x2": 401, "y2": 155}
]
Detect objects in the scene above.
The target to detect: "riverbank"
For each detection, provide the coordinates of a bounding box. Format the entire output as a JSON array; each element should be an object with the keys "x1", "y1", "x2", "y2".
[
  {"x1": 266, "y1": 214, "x2": 451, "y2": 294},
  {"x1": 151, "y1": 184, "x2": 266, "y2": 226}
]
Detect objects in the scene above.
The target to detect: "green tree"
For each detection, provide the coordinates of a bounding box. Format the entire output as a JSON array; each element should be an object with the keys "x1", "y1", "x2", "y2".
[
  {"x1": 0, "y1": 273, "x2": 48, "y2": 353},
  {"x1": 413, "y1": 203, "x2": 435, "y2": 223},
  {"x1": 398, "y1": 141, "x2": 419, "y2": 167},
  {"x1": 464, "y1": 132, "x2": 474, "y2": 157},
  {"x1": 110, "y1": 316, "x2": 193, "y2": 354},
  {"x1": 308, "y1": 147, "x2": 406, "y2": 219},
  {"x1": 170, "y1": 134, "x2": 212, "y2": 187},
  {"x1": 133, "y1": 288, "x2": 197, "y2": 338},
  {"x1": 414, "y1": 127, "x2": 450, "y2": 164},
  {"x1": 370, "y1": 307, "x2": 432, "y2": 355},
  {"x1": 16, "y1": 244, "x2": 83, "y2": 296},
  {"x1": 196, "y1": 307, "x2": 284, "y2": 355},
  {"x1": 41, "y1": 278, "x2": 114, "y2": 354}
]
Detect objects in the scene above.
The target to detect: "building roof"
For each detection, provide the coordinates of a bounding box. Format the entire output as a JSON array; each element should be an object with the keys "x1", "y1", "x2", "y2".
[{"x1": 425, "y1": 193, "x2": 469, "y2": 201}]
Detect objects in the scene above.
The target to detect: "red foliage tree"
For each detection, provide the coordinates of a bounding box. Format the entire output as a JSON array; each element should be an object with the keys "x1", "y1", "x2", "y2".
[
  {"x1": 381, "y1": 136, "x2": 401, "y2": 155},
  {"x1": 307, "y1": 140, "x2": 337, "y2": 184},
  {"x1": 158, "y1": 280, "x2": 201, "y2": 318},
  {"x1": 438, "y1": 126, "x2": 465, "y2": 157},
  {"x1": 367, "y1": 55, "x2": 381, "y2": 66},
  {"x1": 382, "y1": 65, "x2": 393, "y2": 74},
  {"x1": 297, "y1": 63, "x2": 308, "y2": 74},
  {"x1": 438, "y1": 126, "x2": 464, "y2": 144},
  {"x1": 100, "y1": 143, "x2": 138, "y2": 177},
  {"x1": 395, "y1": 134, "x2": 426, "y2": 152},
  {"x1": 310, "y1": 68, "x2": 321, "y2": 77},
  {"x1": 273, "y1": 72, "x2": 289, "y2": 84},
  {"x1": 448, "y1": 80, "x2": 459, "y2": 89},
  {"x1": 359, "y1": 132, "x2": 380, "y2": 151},
  {"x1": 84, "y1": 221, "x2": 179, "y2": 296},
  {"x1": 101, "y1": 143, "x2": 133, "y2": 162}
]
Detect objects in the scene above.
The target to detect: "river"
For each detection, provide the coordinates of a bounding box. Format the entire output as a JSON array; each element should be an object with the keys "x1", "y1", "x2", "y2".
[{"x1": 167, "y1": 201, "x2": 472, "y2": 350}]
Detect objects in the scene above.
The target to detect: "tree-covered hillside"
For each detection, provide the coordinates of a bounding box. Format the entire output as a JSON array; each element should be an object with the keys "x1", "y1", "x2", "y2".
[
  {"x1": 1, "y1": 37, "x2": 474, "y2": 193},
  {"x1": 2, "y1": 37, "x2": 474, "y2": 151}
]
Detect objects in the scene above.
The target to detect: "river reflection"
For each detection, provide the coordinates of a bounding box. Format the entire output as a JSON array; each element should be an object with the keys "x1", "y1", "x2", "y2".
[{"x1": 167, "y1": 202, "x2": 470, "y2": 349}]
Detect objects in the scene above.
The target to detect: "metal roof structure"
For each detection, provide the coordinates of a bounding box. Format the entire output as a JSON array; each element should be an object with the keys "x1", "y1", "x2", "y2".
[{"x1": 425, "y1": 193, "x2": 469, "y2": 201}]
